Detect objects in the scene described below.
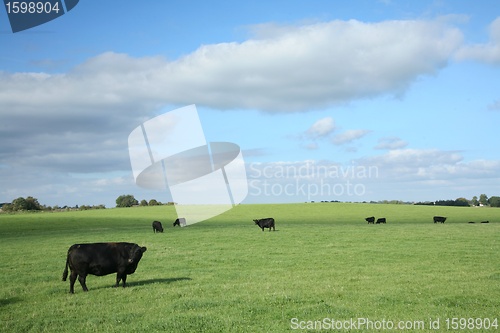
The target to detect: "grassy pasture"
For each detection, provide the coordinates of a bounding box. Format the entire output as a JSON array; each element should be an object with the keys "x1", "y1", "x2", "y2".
[{"x1": 0, "y1": 203, "x2": 499, "y2": 332}]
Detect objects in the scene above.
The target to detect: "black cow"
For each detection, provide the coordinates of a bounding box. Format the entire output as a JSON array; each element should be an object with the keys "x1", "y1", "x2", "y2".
[
  {"x1": 480, "y1": 221, "x2": 490, "y2": 223},
  {"x1": 376, "y1": 217, "x2": 386, "y2": 224},
  {"x1": 173, "y1": 218, "x2": 186, "y2": 227},
  {"x1": 62, "y1": 242, "x2": 147, "y2": 293},
  {"x1": 365, "y1": 216, "x2": 375, "y2": 224},
  {"x1": 433, "y1": 216, "x2": 446, "y2": 223},
  {"x1": 152, "y1": 221, "x2": 163, "y2": 233},
  {"x1": 253, "y1": 218, "x2": 275, "y2": 231}
]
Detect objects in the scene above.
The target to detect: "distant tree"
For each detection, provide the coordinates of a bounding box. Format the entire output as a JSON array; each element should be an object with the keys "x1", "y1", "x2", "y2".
[
  {"x1": 455, "y1": 197, "x2": 470, "y2": 207},
  {"x1": 489, "y1": 196, "x2": 500, "y2": 208},
  {"x1": 471, "y1": 196, "x2": 479, "y2": 206},
  {"x1": 25, "y1": 196, "x2": 42, "y2": 211},
  {"x1": 116, "y1": 195, "x2": 138, "y2": 208},
  {"x1": 479, "y1": 194, "x2": 489, "y2": 206},
  {"x1": 12, "y1": 197, "x2": 28, "y2": 211},
  {"x1": 140, "y1": 200, "x2": 148, "y2": 206},
  {"x1": 148, "y1": 199, "x2": 159, "y2": 206},
  {"x1": 7, "y1": 196, "x2": 42, "y2": 211}
]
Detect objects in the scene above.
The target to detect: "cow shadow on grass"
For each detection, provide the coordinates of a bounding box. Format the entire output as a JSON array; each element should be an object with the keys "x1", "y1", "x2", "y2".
[
  {"x1": 0, "y1": 297, "x2": 21, "y2": 307},
  {"x1": 127, "y1": 277, "x2": 192, "y2": 287},
  {"x1": 89, "y1": 277, "x2": 192, "y2": 291}
]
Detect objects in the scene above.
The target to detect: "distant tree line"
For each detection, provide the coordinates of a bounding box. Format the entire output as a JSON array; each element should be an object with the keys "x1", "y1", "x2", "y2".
[
  {"x1": 2, "y1": 193, "x2": 499, "y2": 213},
  {"x1": 0, "y1": 196, "x2": 106, "y2": 212},
  {"x1": 115, "y1": 194, "x2": 176, "y2": 208},
  {"x1": 369, "y1": 200, "x2": 412, "y2": 205},
  {"x1": 414, "y1": 194, "x2": 500, "y2": 207},
  {"x1": 0, "y1": 194, "x2": 176, "y2": 213}
]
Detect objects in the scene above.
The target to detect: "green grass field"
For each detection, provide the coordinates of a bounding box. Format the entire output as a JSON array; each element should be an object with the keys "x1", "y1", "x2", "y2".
[{"x1": 0, "y1": 203, "x2": 499, "y2": 332}]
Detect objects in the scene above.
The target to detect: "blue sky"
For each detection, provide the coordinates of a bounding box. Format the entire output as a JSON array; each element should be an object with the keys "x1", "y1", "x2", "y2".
[{"x1": 1, "y1": 1, "x2": 499, "y2": 207}]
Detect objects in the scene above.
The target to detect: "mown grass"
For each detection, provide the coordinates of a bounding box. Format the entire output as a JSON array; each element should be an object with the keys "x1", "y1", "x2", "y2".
[{"x1": 0, "y1": 203, "x2": 499, "y2": 332}]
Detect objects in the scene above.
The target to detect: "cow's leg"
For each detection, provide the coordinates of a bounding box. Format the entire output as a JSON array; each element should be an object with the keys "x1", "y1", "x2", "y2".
[
  {"x1": 77, "y1": 274, "x2": 89, "y2": 292},
  {"x1": 69, "y1": 271, "x2": 78, "y2": 294},
  {"x1": 116, "y1": 271, "x2": 127, "y2": 288},
  {"x1": 261, "y1": 227, "x2": 264, "y2": 231},
  {"x1": 115, "y1": 273, "x2": 122, "y2": 287}
]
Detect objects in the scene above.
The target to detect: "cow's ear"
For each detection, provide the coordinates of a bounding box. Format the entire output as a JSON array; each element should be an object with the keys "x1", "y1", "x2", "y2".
[{"x1": 141, "y1": 247, "x2": 147, "y2": 253}]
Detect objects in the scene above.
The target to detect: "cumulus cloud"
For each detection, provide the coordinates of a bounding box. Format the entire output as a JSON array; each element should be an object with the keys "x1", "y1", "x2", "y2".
[
  {"x1": 0, "y1": 18, "x2": 463, "y2": 116},
  {"x1": 332, "y1": 129, "x2": 371, "y2": 145},
  {"x1": 374, "y1": 136, "x2": 408, "y2": 150},
  {"x1": 354, "y1": 148, "x2": 500, "y2": 182},
  {"x1": 360, "y1": 148, "x2": 463, "y2": 168},
  {"x1": 456, "y1": 17, "x2": 500, "y2": 64},
  {"x1": 1, "y1": 17, "x2": 463, "y2": 174},
  {"x1": 305, "y1": 117, "x2": 335, "y2": 139}
]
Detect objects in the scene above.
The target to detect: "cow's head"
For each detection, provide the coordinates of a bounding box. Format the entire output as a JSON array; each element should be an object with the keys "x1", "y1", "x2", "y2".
[{"x1": 128, "y1": 245, "x2": 147, "y2": 264}]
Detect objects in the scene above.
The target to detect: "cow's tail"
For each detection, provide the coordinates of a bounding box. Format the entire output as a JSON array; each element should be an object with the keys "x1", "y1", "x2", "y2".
[{"x1": 62, "y1": 247, "x2": 71, "y2": 281}]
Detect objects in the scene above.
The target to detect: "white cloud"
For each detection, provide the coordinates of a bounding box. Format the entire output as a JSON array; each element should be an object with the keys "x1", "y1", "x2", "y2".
[
  {"x1": 356, "y1": 149, "x2": 500, "y2": 184},
  {"x1": 361, "y1": 148, "x2": 462, "y2": 167},
  {"x1": 455, "y1": 17, "x2": 500, "y2": 65},
  {"x1": 0, "y1": 18, "x2": 463, "y2": 116},
  {"x1": 375, "y1": 136, "x2": 408, "y2": 150},
  {"x1": 305, "y1": 117, "x2": 335, "y2": 139},
  {"x1": 332, "y1": 129, "x2": 371, "y2": 145}
]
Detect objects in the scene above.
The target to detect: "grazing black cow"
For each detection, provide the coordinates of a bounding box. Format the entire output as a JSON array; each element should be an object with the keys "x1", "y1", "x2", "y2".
[
  {"x1": 62, "y1": 242, "x2": 147, "y2": 293},
  {"x1": 173, "y1": 218, "x2": 186, "y2": 227},
  {"x1": 253, "y1": 218, "x2": 275, "y2": 231},
  {"x1": 376, "y1": 217, "x2": 386, "y2": 224},
  {"x1": 152, "y1": 221, "x2": 163, "y2": 233},
  {"x1": 480, "y1": 221, "x2": 490, "y2": 223},
  {"x1": 433, "y1": 216, "x2": 446, "y2": 223},
  {"x1": 468, "y1": 221, "x2": 476, "y2": 224},
  {"x1": 365, "y1": 216, "x2": 375, "y2": 224}
]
